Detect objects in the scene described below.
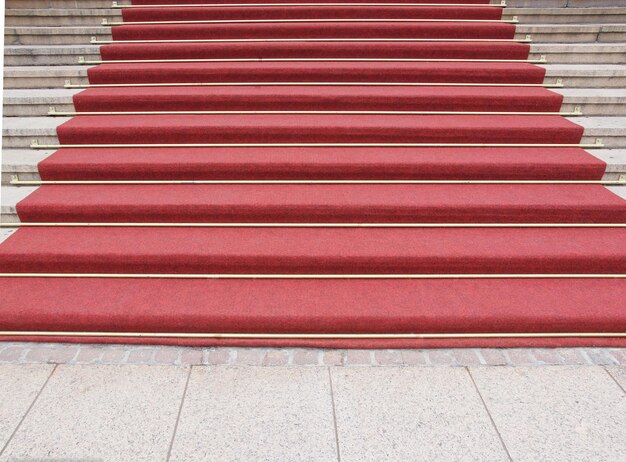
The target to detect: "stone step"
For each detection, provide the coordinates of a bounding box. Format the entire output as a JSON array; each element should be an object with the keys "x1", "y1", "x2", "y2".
[
  {"x1": 4, "y1": 87, "x2": 625, "y2": 117},
  {"x1": 3, "y1": 42, "x2": 624, "y2": 66},
  {"x1": 3, "y1": 45, "x2": 100, "y2": 66},
  {"x1": 3, "y1": 115, "x2": 626, "y2": 149},
  {"x1": 505, "y1": 8, "x2": 626, "y2": 24},
  {"x1": 4, "y1": 27, "x2": 112, "y2": 46},
  {"x1": 4, "y1": 63, "x2": 624, "y2": 90},
  {"x1": 4, "y1": 9, "x2": 119, "y2": 27},
  {"x1": 2, "y1": 116, "x2": 69, "y2": 149},
  {"x1": 5, "y1": 25, "x2": 626, "y2": 46},
  {"x1": 4, "y1": 147, "x2": 625, "y2": 185},
  {"x1": 517, "y1": 25, "x2": 626, "y2": 44},
  {"x1": 530, "y1": 43, "x2": 626, "y2": 64},
  {"x1": 3, "y1": 65, "x2": 89, "y2": 89},
  {"x1": 3, "y1": 183, "x2": 626, "y2": 223},
  {"x1": 543, "y1": 64, "x2": 626, "y2": 89}
]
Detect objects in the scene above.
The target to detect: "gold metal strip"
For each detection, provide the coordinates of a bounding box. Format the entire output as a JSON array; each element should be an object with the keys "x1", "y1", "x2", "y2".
[
  {"x1": 0, "y1": 331, "x2": 623, "y2": 340},
  {"x1": 79, "y1": 56, "x2": 543, "y2": 65},
  {"x1": 111, "y1": 2, "x2": 507, "y2": 9},
  {"x1": 64, "y1": 80, "x2": 564, "y2": 89},
  {"x1": 103, "y1": 18, "x2": 519, "y2": 26},
  {"x1": 93, "y1": 37, "x2": 531, "y2": 44},
  {"x1": 30, "y1": 140, "x2": 605, "y2": 149},
  {"x1": 2, "y1": 223, "x2": 626, "y2": 228},
  {"x1": 48, "y1": 109, "x2": 582, "y2": 117},
  {"x1": 11, "y1": 179, "x2": 622, "y2": 185},
  {"x1": 0, "y1": 273, "x2": 625, "y2": 279}
]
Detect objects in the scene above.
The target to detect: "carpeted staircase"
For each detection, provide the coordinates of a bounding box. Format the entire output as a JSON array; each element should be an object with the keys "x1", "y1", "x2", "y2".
[{"x1": 1, "y1": 0, "x2": 626, "y2": 347}]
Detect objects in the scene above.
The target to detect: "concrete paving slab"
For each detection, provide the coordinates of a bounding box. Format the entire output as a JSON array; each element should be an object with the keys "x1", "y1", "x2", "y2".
[
  {"x1": 0, "y1": 364, "x2": 54, "y2": 448},
  {"x1": 470, "y1": 366, "x2": 626, "y2": 462},
  {"x1": 170, "y1": 366, "x2": 337, "y2": 462},
  {"x1": 330, "y1": 367, "x2": 508, "y2": 462},
  {"x1": 0, "y1": 364, "x2": 188, "y2": 462},
  {"x1": 606, "y1": 367, "x2": 626, "y2": 392}
]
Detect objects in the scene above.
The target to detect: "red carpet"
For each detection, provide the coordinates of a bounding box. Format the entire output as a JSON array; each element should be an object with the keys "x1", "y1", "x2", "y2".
[
  {"x1": 37, "y1": 147, "x2": 606, "y2": 181},
  {"x1": 1, "y1": 0, "x2": 625, "y2": 347},
  {"x1": 72, "y1": 86, "x2": 564, "y2": 112},
  {"x1": 56, "y1": 114, "x2": 584, "y2": 144},
  {"x1": 120, "y1": 6, "x2": 504, "y2": 22},
  {"x1": 16, "y1": 185, "x2": 626, "y2": 223},
  {"x1": 99, "y1": 42, "x2": 531, "y2": 60},
  {"x1": 3, "y1": 227, "x2": 626, "y2": 274},
  {"x1": 87, "y1": 62, "x2": 548, "y2": 84},
  {"x1": 1, "y1": 278, "x2": 625, "y2": 348},
  {"x1": 111, "y1": 22, "x2": 517, "y2": 41}
]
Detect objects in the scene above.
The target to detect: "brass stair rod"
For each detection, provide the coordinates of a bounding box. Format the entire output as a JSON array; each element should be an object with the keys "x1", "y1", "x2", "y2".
[
  {"x1": 92, "y1": 37, "x2": 532, "y2": 44},
  {"x1": 79, "y1": 56, "x2": 542, "y2": 64},
  {"x1": 12, "y1": 178, "x2": 623, "y2": 186},
  {"x1": 111, "y1": 1, "x2": 508, "y2": 9},
  {"x1": 103, "y1": 17, "x2": 519, "y2": 26},
  {"x1": 0, "y1": 273, "x2": 625, "y2": 279},
  {"x1": 30, "y1": 140, "x2": 605, "y2": 149},
  {"x1": 64, "y1": 81, "x2": 564, "y2": 89},
  {"x1": 2, "y1": 223, "x2": 626, "y2": 229},
  {"x1": 0, "y1": 331, "x2": 623, "y2": 340}
]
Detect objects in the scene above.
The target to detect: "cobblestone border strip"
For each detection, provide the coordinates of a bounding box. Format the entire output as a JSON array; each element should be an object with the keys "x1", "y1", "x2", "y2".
[{"x1": 0, "y1": 342, "x2": 624, "y2": 367}]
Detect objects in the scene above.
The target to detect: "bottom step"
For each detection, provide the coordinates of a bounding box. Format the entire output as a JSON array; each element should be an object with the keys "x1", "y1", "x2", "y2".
[{"x1": 0, "y1": 278, "x2": 624, "y2": 348}]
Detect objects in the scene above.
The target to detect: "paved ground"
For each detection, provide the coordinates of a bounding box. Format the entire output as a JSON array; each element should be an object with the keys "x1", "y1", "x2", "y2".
[{"x1": 0, "y1": 343, "x2": 625, "y2": 461}]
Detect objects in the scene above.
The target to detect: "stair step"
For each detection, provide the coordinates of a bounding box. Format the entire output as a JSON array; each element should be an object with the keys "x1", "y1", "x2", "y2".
[
  {"x1": 517, "y1": 24, "x2": 626, "y2": 43},
  {"x1": 13, "y1": 183, "x2": 626, "y2": 223},
  {"x1": 1, "y1": 226, "x2": 625, "y2": 274},
  {"x1": 54, "y1": 113, "x2": 584, "y2": 144},
  {"x1": 71, "y1": 85, "x2": 565, "y2": 112},
  {"x1": 4, "y1": 9, "x2": 120, "y2": 27},
  {"x1": 4, "y1": 26, "x2": 111, "y2": 45},
  {"x1": 505, "y1": 8, "x2": 626, "y2": 24},
  {"x1": 3, "y1": 65, "x2": 89, "y2": 89},
  {"x1": 6, "y1": 87, "x2": 626, "y2": 117},
  {"x1": 6, "y1": 24, "x2": 626, "y2": 46},
  {"x1": 3, "y1": 45, "x2": 100, "y2": 66},
  {"x1": 7, "y1": 146, "x2": 624, "y2": 183},
  {"x1": 2, "y1": 89, "x2": 81, "y2": 116},
  {"x1": 1, "y1": 277, "x2": 625, "y2": 349},
  {"x1": 543, "y1": 64, "x2": 626, "y2": 88},
  {"x1": 530, "y1": 43, "x2": 626, "y2": 64}
]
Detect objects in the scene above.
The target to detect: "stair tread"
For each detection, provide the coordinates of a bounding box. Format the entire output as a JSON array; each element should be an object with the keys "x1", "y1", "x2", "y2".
[
  {"x1": 1, "y1": 227, "x2": 625, "y2": 274},
  {"x1": 0, "y1": 278, "x2": 624, "y2": 344}
]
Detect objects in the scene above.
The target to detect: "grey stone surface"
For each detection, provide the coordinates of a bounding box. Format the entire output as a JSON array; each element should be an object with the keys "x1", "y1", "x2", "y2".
[
  {"x1": 0, "y1": 364, "x2": 54, "y2": 447},
  {"x1": 606, "y1": 367, "x2": 626, "y2": 391},
  {"x1": 607, "y1": 186, "x2": 626, "y2": 200},
  {"x1": 0, "y1": 228, "x2": 18, "y2": 244},
  {"x1": 0, "y1": 364, "x2": 189, "y2": 462},
  {"x1": 169, "y1": 366, "x2": 337, "y2": 462},
  {"x1": 330, "y1": 367, "x2": 509, "y2": 461},
  {"x1": 471, "y1": 366, "x2": 626, "y2": 462}
]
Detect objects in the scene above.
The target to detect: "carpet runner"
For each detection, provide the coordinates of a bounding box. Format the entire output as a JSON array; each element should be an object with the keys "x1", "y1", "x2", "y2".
[{"x1": 1, "y1": 0, "x2": 625, "y2": 347}]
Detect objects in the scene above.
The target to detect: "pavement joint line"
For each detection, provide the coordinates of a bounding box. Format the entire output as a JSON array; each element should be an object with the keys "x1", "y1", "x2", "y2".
[
  {"x1": 166, "y1": 366, "x2": 192, "y2": 462},
  {"x1": 327, "y1": 367, "x2": 342, "y2": 462},
  {"x1": 603, "y1": 367, "x2": 626, "y2": 394},
  {"x1": 0, "y1": 363, "x2": 58, "y2": 458},
  {"x1": 466, "y1": 366, "x2": 513, "y2": 462}
]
